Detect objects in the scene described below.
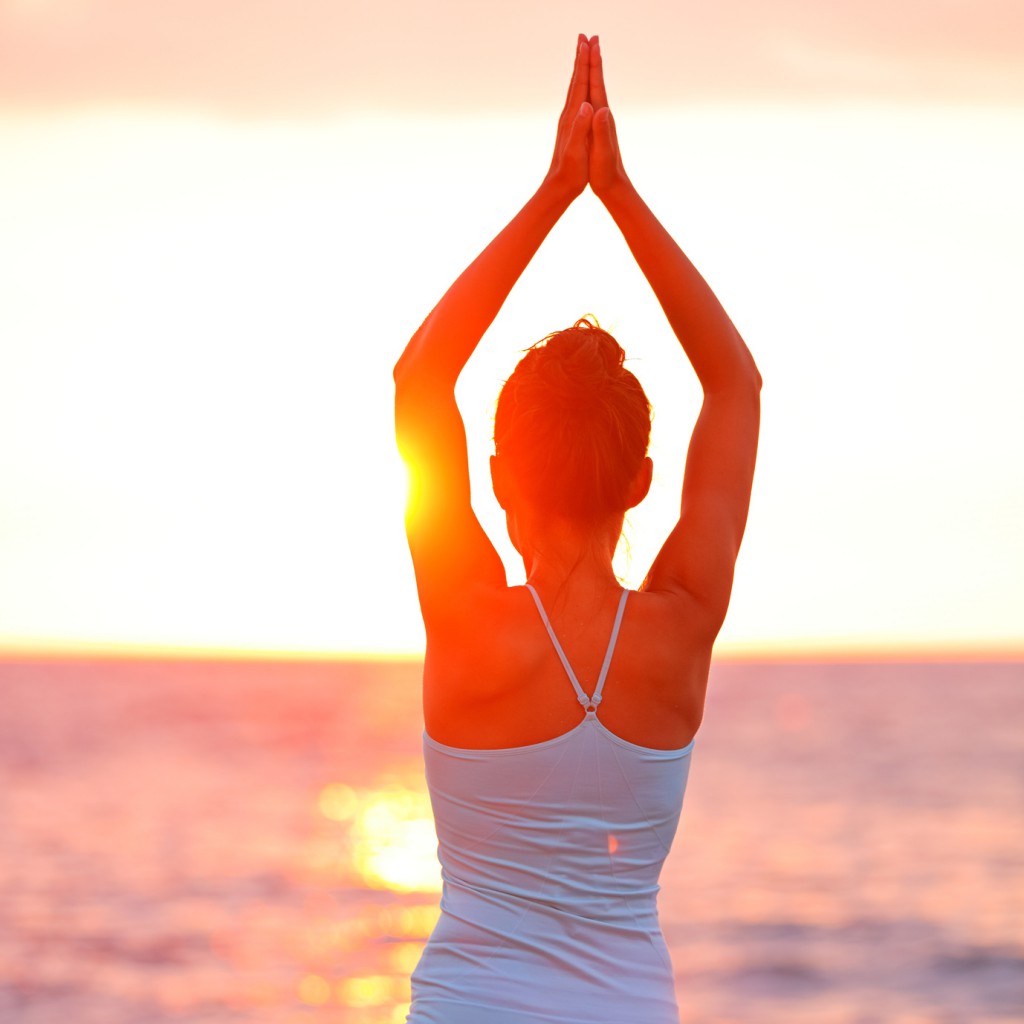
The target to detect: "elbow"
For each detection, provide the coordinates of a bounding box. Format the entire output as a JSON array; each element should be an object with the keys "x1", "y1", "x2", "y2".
[
  {"x1": 393, "y1": 324, "x2": 443, "y2": 391},
  {"x1": 393, "y1": 354, "x2": 408, "y2": 387},
  {"x1": 749, "y1": 357, "x2": 763, "y2": 394},
  {"x1": 393, "y1": 352, "x2": 437, "y2": 399},
  {"x1": 394, "y1": 347, "x2": 426, "y2": 394},
  {"x1": 736, "y1": 328, "x2": 762, "y2": 392},
  {"x1": 393, "y1": 358, "x2": 422, "y2": 413},
  {"x1": 394, "y1": 317, "x2": 429, "y2": 386},
  {"x1": 735, "y1": 335, "x2": 762, "y2": 394},
  {"x1": 393, "y1": 343, "x2": 416, "y2": 387},
  {"x1": 393, "y1": 347, "x2": 455, "y2": 410},
  {"x1": 703, "y1": 326, "x2": 762, "y2": 396},
  {"x1": 705, "y1": 353, "x2": 762, "y2": 399}
]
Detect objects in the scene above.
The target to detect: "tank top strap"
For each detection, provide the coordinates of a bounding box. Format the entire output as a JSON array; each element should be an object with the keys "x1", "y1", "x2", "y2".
[
  {"x1": 524, "y1": 585, "x2": 630, "y2": 713},
  {"x1": 592, "y1": 588, "x2": 629, "y2": 706}
]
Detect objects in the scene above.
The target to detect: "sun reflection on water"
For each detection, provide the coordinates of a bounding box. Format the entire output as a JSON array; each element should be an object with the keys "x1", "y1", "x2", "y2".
[
  {"x1": 289, "y1": 779, "x2": 442, "y2": 1018},
  {"x1": 319, "y1": 782, "x2": 359, "y2": 821},
  {"x1": 376, "y1": 904, "x2": 440, "y2": 938},
  {"x1": 318, "y1": 780, "x2": 441, "y2": 894},
  {"x1": 337, "y1": 974, "x2": 406, "y2": 1008}
]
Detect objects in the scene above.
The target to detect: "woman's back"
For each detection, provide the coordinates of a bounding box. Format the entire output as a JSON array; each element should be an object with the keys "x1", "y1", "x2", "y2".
[
  {"x1": 408, "y1": 587, "x2": 694, "y2": 1024},
  {"x1": 422, "y1": 583, "x2": 708, "y2": 753}
]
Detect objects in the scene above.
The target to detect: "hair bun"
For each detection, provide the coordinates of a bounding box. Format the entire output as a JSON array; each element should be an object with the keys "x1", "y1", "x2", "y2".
[
  {"x1": 535, "y1": 318, "x2": 624, "y2": 400},
  {"x1": 493, "y1": 317, "x2": 652, "y2": 523}
]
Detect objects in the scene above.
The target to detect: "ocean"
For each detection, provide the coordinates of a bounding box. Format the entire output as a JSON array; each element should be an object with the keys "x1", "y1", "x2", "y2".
[{"x1": 1, "y1": 658, "x2": 1021, "y2": 1023}]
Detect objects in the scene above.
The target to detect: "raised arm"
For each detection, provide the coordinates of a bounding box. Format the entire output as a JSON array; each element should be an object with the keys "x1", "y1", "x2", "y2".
[
  {"x1": 587, "y1": 37, "x2": 761, "y2": 636},
  {"x1": 394, "y1": 37, "x2": 595, "y2": 627}
]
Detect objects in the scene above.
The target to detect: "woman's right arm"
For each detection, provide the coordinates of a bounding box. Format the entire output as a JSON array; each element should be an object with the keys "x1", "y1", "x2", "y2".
[
  {"x1": 395, "y1": 37, "x2": 596, "y2": 630},
  {"x1": 587, "y1": 38, "x2": 761, "y2": 639}
]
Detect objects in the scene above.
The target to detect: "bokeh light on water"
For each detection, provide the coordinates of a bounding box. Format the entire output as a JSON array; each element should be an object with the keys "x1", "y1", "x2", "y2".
[
  {"x1": 313, "y1": 779, "x2": 441, "y2": 893},
  {"x1": 1, "y1": 656, "x2": 1021, "y2": 1023},
  {"x1": 349, "y1": 785, "x2": 441, "y2": 895}
]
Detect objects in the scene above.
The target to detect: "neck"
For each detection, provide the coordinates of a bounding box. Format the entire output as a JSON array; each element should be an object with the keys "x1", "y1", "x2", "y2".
[{"x1": 514, "y1": 511, "x2": 624, "y2": 595}]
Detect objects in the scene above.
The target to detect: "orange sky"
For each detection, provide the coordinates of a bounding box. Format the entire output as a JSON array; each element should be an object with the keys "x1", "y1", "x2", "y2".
[{"x1": 1, "y1": 2, "x2": 1022, "y2": 657}]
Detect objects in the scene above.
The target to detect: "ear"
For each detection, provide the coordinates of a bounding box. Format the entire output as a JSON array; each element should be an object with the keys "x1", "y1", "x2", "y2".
[
  {"x1": 491, "y1": 455, "x2": 526, "y2": 556},
  {"x1": 490, "y1": 454, "x2": 511, "y2": 510},
  {"x1": 626, "y1": 456, "x2": 653, "y2": 509}
]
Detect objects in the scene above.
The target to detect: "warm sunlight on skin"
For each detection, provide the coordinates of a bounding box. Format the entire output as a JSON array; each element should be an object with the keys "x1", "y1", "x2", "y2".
[
  {"x1": 1, "y1": 107, "x2": 1022, "y2": 657},
  {"x1": 401, "y1": 455, "x2": 428, "y2": 534}
]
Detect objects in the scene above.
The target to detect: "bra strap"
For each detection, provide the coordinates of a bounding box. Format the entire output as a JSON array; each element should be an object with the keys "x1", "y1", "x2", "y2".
[{"x1": 524, "y1": 585, "x2": 629, "y2": 713}]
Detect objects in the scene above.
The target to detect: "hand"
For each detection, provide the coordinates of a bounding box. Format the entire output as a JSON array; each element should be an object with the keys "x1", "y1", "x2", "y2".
[
  {"x1": 586, "y1": 36, "x2": 630, "y2": 201},
  {"x1": 544, "y1": 35, "x2": 594, "y2": 201}
]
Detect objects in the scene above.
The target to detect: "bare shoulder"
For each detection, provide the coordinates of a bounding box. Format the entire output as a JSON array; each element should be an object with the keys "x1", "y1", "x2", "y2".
[
  {"x1": 420, "y1": 583, "x2": 571, "y2": 747},
  {"x1": 421, "y1": 582, "x2": 715, "y2": 751},
  {"x1": 630, "y1": 581, "x2": 719, "y2": 657},
  {"x1": 594, "y1": 586, "x2": 715, "y2": 746},
  {"x1": 422, "y1": 583, "x2": 543, "y2": 695}
]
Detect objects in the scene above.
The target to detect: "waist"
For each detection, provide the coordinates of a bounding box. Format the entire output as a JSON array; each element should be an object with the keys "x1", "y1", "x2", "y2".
[
  {"x1": 439, "y1": 872, "x2": 661, "y2": 929},
  {"x1": 410, "y1": 880, "x2": 677, "y2": 1023}
]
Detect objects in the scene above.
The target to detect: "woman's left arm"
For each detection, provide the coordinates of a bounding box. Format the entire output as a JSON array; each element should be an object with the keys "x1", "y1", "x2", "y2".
[{"x1": 394, "y1": 36, "x2": 594, "y2": 628}]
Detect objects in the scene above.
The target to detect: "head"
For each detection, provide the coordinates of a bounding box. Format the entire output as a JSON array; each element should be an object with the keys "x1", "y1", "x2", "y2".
[{"x1": 491, "y1": 318, "x2": 653, "y2": 549}]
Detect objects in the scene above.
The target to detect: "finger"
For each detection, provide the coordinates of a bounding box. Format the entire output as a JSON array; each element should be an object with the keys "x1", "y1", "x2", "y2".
[
  {"x1": 592, "y1": 106, "x2": 616, "y2": 158},
  {"x1": 588, "y1": 35, "x2": 608, "y2": 110},
  {"x1": 567, "y1": 100, "x2": 594, "y2": 145},
  {"x1": 606, "y1": 108, "x2": 621, "y2": 154},
  {"x1": 562, "y1": 36, "x2": 590, "y2": 119}
]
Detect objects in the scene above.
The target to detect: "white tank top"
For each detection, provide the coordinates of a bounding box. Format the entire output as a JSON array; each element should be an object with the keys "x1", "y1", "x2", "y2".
[{"x1": 408, "y1": 586, "x2": 694, "y2": 1024}]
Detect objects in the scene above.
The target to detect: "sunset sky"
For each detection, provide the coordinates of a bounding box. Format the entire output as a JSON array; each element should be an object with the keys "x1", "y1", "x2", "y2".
[{"x1": 1, "y1": 0, "x2": 1022, "y2": 657}]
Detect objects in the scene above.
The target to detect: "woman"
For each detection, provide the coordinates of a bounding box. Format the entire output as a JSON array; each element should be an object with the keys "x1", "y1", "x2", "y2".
[{"x1": 394, "y1": 35, "x2": 760, "y2": 1024}]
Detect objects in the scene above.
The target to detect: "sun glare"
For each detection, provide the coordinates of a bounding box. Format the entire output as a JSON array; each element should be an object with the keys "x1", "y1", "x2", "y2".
[
  {"x1": 352, "y1": 787, "x2": 441, "y2": 894},
  {"x1": 318, "y1": 782, "x2": 441, "y2": 894},
  {"x1": 399, "y1": 453, "x2": 425, "y2": 527}
]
